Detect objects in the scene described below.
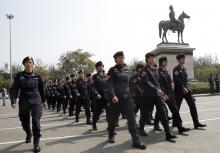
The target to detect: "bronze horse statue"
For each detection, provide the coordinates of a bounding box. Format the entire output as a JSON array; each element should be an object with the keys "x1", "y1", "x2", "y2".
[{"x1": 159, "y1": 11, "x2": 190, "y2": 43}]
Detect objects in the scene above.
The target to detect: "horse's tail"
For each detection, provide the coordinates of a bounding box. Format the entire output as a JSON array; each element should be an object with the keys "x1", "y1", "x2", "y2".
[{"x1": 159, "y1": 21, "x2": 163, "y2": 38}]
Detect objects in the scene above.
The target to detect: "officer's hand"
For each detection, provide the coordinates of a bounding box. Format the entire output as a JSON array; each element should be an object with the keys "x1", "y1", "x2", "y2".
[
  {"x1": 42, "y1": 102, "x2": 47, "y2": 108},
  {"x1": 182, "y1": 88, "x2": 189, "y2": 94},
  {"x1": 112, "y1": 96, "x2": 119, "y2": 103},
  {"x1": 11, "y1": 103, "x2": 16, "y2": 109},
  {"x1": 164, "y1": 95, "x2": 169, "y2": 101},
  {"x1": 64, "y1": 96, "x2": 66, "y2": 99},
  {"x1": 76, "y1": 93, "x2": 80, "y2": 97},
  {"x1": 157, "y1": 89, "x2": 164, "y2": 97},
  {"x1": 70, "y1": 96, "x2": 73, "y2": 99},
  {"x1": 97, "y1": 94, "x2": 101, "y2": 100}
]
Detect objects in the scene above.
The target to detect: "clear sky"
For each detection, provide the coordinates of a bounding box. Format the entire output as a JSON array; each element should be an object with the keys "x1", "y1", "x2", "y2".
[{"x1": 1, "y1": 0, "x2": 220, "y2": 70}]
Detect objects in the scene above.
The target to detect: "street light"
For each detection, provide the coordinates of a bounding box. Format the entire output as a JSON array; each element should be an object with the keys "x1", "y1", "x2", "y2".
[{"x1": 6, "y1": 14, "x2": 14, "y2": 83}]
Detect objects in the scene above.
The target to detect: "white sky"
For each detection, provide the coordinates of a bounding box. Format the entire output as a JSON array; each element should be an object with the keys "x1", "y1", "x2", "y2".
[{"x1": 0, "y1": 0, "x2": 220, "y2": 70}]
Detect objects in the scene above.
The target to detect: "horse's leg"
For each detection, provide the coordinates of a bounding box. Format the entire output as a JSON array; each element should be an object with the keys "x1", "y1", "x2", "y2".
[
  {"x1": 181, "y1": 32, "x2": 184, "y2": 43},
  {"x1": 162, "y1": 31, "x2": 166, "y2": 43},
  {"x1": 178, "y1": 31, "x2": 180, "y2": 43},
  {"x1": 165, "y1": 30, "x2": 168, "y2": 42}
]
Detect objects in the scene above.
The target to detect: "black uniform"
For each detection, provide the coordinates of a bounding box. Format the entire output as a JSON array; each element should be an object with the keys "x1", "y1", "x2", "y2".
[
  {"x1": 9, "y1": 71, "x2": 45, "y2": 146},
  {"x1": 214, "y1": 75, "x2": 220, "y2": 93},
  {"x1": 69, "y1": 81, "x2": 77, "y2": 117},
  {"x1": 208, "y1": 75, "x2": 215, "y2": 94},
  {"x1": 91, "y1": 72, "x2": 108, "y2": 129},
  {"x1": 75, "y1": 78, "x2": 91, "y2": 123},
  {"x1": 47, "y1": 85, "x2": 54, "y2": 109},
  {"x1": 140, "y1": 65, "x2": 173, "y2": 137},
  {"x1": 63, "y1": 82, "x2": 72, "y2": 115},
  {"x1": 52, "y1": 84, "x2": 58, "y2": 111},
  {"x1": 158, "y1": 68, "x2": 188, "y2": 131},
  {"x1": 57, "y1": 84, "x2": 65, "y2": 113},
  {"x1": 129, "y1": 74, "x2": 143, "y2": 114},
  {"x1": 173, "y1": 65, "x2": 199, "y2": 126},
  {"x1": 105, "y1": 64, "x2": 140, "y2": 143}
]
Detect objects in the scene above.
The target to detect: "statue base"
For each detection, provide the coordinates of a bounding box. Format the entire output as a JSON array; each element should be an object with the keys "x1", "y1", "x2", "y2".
[{"x1": 151, "y1": 42, "x2": 195, "y2": 80}]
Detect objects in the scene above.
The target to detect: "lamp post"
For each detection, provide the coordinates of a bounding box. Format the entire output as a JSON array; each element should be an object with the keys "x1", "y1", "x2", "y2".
[{"x1": 6, "y1": 14, "x2": 14, "y2": 83}]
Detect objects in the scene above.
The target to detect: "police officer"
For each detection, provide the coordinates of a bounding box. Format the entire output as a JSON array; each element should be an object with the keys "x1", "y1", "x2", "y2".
[
  {"x1": 69, "y1": 74, "x2": 77, "y2": 117},
  {"x1": 56, "y1": 79, "x2": 64, "y2": 113},
  {"x1": 51, "y1": 80, "x2": 58, "y2": 111},
  {"x1": 105, "y1": 51, "x2": 146, "y2": 150},
  {"x1": 91, "y1": 61, "x2": 108, "y2": 130},
  {"x1": 214, "y1": 74, "x2": 219, "y2": 93},
  {"x1": 63, "y1": 77, "x2": 72, "y2": 115},
  {"x1": 75, "y1": 70, "x2": 92, "y2": 124},
  {"x1": 208, "y1": 73, "x2": 215, "y2": 94},
  {"x1": 129, "y1": 64, "x2": 144, "y2": 114},
  {"x1": 9, "y1": 56, "x2": 46, "y2": 152},
  {"x1": 139, "y1": 53, "x2": 177, "y2": 140},
  {"x1": 173, "y1": 53, "x2": 207, "y2": 129},
  {"x1": 157, "y1": 57, "x2": 190, "y2": 133}
]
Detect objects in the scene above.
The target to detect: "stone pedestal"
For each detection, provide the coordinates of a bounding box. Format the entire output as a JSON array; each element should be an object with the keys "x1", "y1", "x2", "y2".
[{"x1": 151, "y1": 43, "x2": 195, "y2": 80}]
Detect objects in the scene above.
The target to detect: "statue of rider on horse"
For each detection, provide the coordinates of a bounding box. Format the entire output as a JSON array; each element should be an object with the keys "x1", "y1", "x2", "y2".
[{"x1": 159, "y1": 5, "x2": 190, "y2": 43}]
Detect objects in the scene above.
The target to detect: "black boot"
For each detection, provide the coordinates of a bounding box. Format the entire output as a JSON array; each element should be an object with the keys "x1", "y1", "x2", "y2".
[
  {"x1": 139, "y1": 129, "x2": 148, "y2": 137},
  {"x1": 92, "y1": 123, "x2": 97, "y2": 130},
  {"x1": 25, "y1": 134, "x2": 32, "y2": 143},
  {"x1": 75, "y1": 116, "x2": 79, "y2": 122},
  {"x1": 154, "y1": 125, "x2": 163, "y2": 131},
  {"x1": 194, "y1": 123, "x2": 207, "y2": 129},
  {"x1": 86, "y1": 118, "x2": 92, "y2": 125},
  {"x1": 108, "y1": 135, "x2": 115, "y2": 143},
  {"x1": 166, "y1": 132, "x2": 177, "y2": 140},
  {"x1": 133, "y1": 142, "x2": 147, "y2": 150},
  {"x1": 178, "y1": 126, "x2": 191, "y2": 134},
  {"x1": 33, "y1": 145, "x2": 41, "y2": 153}
]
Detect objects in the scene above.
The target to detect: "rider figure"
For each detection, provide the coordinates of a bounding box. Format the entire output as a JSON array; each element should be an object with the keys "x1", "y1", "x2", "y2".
[{"x1": 169, "y1": 5, "x2": 178, "y2": 33}]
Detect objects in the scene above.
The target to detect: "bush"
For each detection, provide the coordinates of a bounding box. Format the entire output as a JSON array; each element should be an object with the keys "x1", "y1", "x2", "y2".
[{"x1": 189, "y1": 82, "x2": 210, "y2": 94}]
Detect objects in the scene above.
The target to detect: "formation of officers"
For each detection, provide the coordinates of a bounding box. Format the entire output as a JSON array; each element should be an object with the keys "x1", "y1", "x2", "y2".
[{"x1": 10, "y1": 52, "x2": 207, "y2": 152}]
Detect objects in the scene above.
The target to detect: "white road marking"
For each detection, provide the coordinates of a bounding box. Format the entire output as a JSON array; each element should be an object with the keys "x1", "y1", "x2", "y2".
[{"x1": 0, "y1": 117, "x2": 219, "y2": 145}]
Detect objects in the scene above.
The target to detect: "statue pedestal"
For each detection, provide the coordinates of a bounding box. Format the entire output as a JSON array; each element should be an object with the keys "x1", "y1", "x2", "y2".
[{"x1": 151, "y1": 42, "x2": 195, "y2": 80}]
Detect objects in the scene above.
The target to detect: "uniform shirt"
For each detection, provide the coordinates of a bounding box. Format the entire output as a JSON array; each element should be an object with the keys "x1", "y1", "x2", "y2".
[
  {"x1": 129, "y1": 74, "x2": 143, "y2": 97},
  {"x1": 91, "y1": 72, "x2": 108, "y2": 98},
  {"x1": 159, "y1": 68, "x2": 173, "y2": 97},
  {"x1": 173, "y1": 64, "x2": 188, "y2": 91},
  {"x1": 70, "y1": 81, "x2": 77, "y2": 97},
  {"x1": 76, "y1": 78, "x2": 90, "y2": 99},
  {"x1": 9, "y1": 70, "x2": 45, "y2": 105},
  {"x1": 63, "y1": 83, "x2": 72, "y2": 98},
  {"x1": 105, "y1": 64, "x2": 131, "y2": 99},
  {"x1": 141, "y1": 65, "x2": 162, "y2": 97},
  {"x1": 57, "y1": 84, "x2": 65, "y2": 97}
]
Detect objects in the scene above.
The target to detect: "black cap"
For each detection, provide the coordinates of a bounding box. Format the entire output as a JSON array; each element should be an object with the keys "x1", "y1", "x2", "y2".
[
  {"x1": 65, "y1": 76, "x2": 70, "y2": 80},
  {"x1": 159, "y1": 56, "x2": 168, "y2": 66},
  {"x1": 145, "y1": 52, "x2": 155, "y2": 59},
  {"x1": 176, "y1": 53, "x2": 185, "y2": 60},
  {"x1": 86, "y1": 73, "x2": 91, "y2": 77},
  {"x1": 57, "y1": 78, "x2": 62, "y2": 81},
  {"x1": 22, "y1": 56, "x2": 34, "y2": 65},
  {"x1": 70, "y1": 74, "x2": 75, "y2": 77},
  {"x1": 95, "y1": 61, "x2": 104, "y2": 67},
  {"x1": 113, "y1": 51, "x2": 124, "y2": 58},
  {"x1": 136, "y1": 63, "x2": 144, "y2": 70}
]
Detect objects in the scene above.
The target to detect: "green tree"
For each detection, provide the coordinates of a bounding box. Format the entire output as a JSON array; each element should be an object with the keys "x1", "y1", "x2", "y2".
[{"x1": 57, "y1": 49, "x2": 96, "y2": 77}]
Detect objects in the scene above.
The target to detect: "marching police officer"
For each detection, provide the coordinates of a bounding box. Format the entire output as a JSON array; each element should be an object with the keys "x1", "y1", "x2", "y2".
[
  {"x1": 63, "y1": 77, "x2": 72, "y2": 115},
  {"x1": 105, "y1": 51, "x2": 146, "y2": 150},
  {"x1": 75, "y1": 70, "x2": 92, "y2": 124},
  {"x1": 69, "y1": 74, "x2": 77, "y2": 117},
  {"x1": 214, "y1": 74, "x2": 220, "y2": 93},
  {"x1": 139, "y1": 53, "x2": 177, "y2": 140},
  {"x1": 173, "y1": 53, "x2": 207, "y2": 129},
  {"x1": 91, "y1": 61, "x2": 108, "y2": 130},
  {"x1": 9, "y1": 56, "x2": 46, "y2": 152},
  {"x1": 208, "y1": 73, "x2": 215, "y2": 94},
  {"x1": 157, "y1": 56, "x2": 190, "y2": 133},
  {"x1": 56, "y1": 79, "x2": 64, "y2": 113}
]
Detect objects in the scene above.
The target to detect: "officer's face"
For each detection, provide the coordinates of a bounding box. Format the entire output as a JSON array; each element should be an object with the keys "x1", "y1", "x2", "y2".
[
  {"x1": 162, "y1": 61, "x2": 168, "y2": 67},
  {"x1": 97, "y1": 65, "x2": 104, "y2": 72},
  {"x1": 179, "y1": 58, "x2": 185, "y2": 65},
  {"x1": 24, "y1": 59, "x2": 34, "y2": 71},
  {"x1": 146, "y1": 56, "x2": 155, "y2": 65},
  {"x1": 115, "y1": 56, "x2": 125, "y2": 65},
  {"x1": 71, "y1": 77, "x2": 76, "y2": 81}
]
